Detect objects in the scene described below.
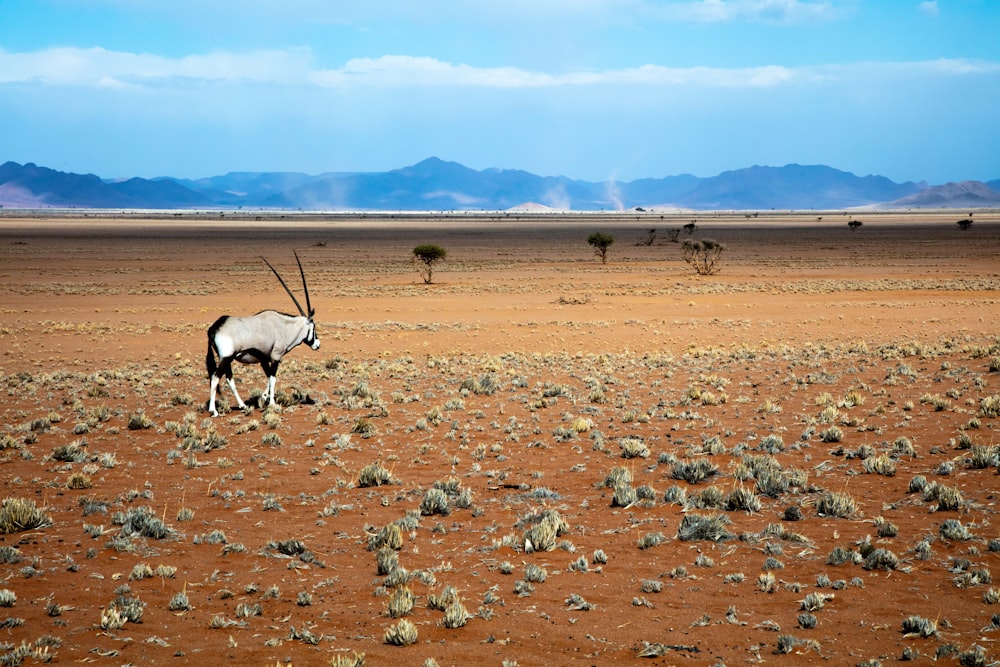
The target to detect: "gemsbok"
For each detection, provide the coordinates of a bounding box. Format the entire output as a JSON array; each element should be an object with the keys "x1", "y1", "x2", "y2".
[{"x1": 206, "y1": 252, "x2": 319, "y2": 417}]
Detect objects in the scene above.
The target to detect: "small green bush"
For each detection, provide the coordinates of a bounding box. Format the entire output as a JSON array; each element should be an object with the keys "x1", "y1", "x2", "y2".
[
  {"x1": 587, "y1": 232, "x2": 615, "y2": 264},
  {"x1": 412, "y1": 244, "x2": 447, "y2": 284}
]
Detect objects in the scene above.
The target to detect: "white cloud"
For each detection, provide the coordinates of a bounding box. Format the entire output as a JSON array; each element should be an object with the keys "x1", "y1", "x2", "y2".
[
  {"x1": 2, "y1": 47, "x2": 996, "y2": 93},
  {"x1": 0, "y1": 48, "x2": 804, "y2": 90},
  {"x1": 0, "y1": 46, "x2": 313, "y2": 87},
  {"x1": 919, "y1": 1, "x2": 939, "y2": 17}
]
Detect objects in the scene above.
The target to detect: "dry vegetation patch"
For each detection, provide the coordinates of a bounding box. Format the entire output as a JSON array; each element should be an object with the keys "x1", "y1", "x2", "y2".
[{"x1": 0, "y1": 211, "x2": 998, "y2": 664}]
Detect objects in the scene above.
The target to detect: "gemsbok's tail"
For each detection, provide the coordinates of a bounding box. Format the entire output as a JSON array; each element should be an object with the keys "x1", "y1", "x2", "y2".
[{"x1": 206, "y1": 316, "x2": 227, "y2": 379}]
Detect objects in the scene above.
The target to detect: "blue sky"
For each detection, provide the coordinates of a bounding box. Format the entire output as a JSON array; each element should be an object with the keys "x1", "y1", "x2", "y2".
[{"x1": 1, "y1": 1, "x2": 998, "y2": 184}]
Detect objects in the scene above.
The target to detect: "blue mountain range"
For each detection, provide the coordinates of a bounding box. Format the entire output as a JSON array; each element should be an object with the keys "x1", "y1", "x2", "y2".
[{"x1": 2, "y1": 157, "x2": 998, "y2": 211}]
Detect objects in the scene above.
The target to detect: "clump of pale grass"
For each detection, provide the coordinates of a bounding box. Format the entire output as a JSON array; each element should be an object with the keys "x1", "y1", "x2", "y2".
[
  {"x1": 816, "y1": 490, "x2": 859, "y2": 518},
  {"x1": 671, "y1": 458, "x2": 718, "y2": 484},
  {"x1": 384, "y1": 619, "x2": 418, "y2": 645},
  {"x1": 521, "y1": 510, "x2": 569, "y2": 553},
  {"x1": 358, "y1": 461, "x2": 396, "y2": 488},
  {"x1": 677, "y1": 512, "x2": 733, "y2": 542}
]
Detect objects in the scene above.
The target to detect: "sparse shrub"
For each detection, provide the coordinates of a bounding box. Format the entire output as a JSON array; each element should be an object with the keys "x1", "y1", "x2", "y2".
[
  {"x1": 587, "y1": 232, "x2": 615, "y2": 264},
  {"x1": 413, "y1": 244, "x2": 447, "y2": 284},
  {"x1": 681, "y1": 238, "x2": 726, "y2": 275}
]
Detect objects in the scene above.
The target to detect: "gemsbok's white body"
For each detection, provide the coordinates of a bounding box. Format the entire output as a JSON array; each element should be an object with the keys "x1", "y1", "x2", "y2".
[{"x1": 206, "y1": 252, "x2": 319, "y2": 417}]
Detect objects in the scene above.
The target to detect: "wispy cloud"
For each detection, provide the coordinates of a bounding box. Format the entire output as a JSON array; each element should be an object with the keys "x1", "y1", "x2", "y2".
[
  {"x1": 2, "y1": 47, "x2": 997, "y2": 91},
  {"x1": 919, "y1": 1, "x2": 939, "y2": 17},
  {"x1": 72, "y1": 0, "x2": 852, "y2": 25},
  {"x1": 0, "y1": 47, "x2": 313, "y2": 87},
  {"x1": 645, "y1": 0, "x2": 849, "y2": 24},
  {"x1": 310, "y1": 56, "x2": 801, "y2": 88}
]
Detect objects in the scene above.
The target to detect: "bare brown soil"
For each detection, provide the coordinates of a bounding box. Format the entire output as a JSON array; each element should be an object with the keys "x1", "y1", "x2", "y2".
[{"x1": 1, "y1": 210, "x2": 999, "y2": 666}]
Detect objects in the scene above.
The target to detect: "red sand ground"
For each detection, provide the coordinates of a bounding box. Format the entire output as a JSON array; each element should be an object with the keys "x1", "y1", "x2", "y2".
[{"x1": 0, "y1": 210, "x2": 999, "y2": 666}]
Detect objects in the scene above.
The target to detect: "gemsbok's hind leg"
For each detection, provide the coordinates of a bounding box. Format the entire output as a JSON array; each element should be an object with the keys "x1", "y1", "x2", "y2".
[
  {"x1": 208, "y1": 375, "x2": 221, "y2": 417},
  {"x1": 226, "y1": 376, "x2": 247, "y2": 411},
  {"x1": 209, "y1": 359, "x2": 246, "y2": 417}
]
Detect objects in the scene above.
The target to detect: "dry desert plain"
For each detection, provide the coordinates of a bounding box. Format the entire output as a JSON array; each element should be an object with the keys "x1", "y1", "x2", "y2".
[{"x1": 1, "y1": 210, "x2": 999, "y2": 666}]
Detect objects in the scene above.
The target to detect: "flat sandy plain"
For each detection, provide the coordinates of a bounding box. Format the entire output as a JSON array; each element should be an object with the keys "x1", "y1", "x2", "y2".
[{"x1": 1, "y1": 210, "x2": 999, "y2": 666}]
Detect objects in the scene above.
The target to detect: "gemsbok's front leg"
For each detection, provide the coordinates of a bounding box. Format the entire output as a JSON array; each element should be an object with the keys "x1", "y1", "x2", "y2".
[{"x1": 258, "y1": 360, "x2": 280, "y2": 410}]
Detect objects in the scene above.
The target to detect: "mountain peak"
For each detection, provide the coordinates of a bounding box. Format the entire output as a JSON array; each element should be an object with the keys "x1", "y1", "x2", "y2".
[{"x1": 882, "y1": 180, "x2": 1000, "y2": 209}]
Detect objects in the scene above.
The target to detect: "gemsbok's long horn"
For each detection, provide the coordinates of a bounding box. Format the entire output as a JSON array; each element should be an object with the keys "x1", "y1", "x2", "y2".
[
  {"x1": 294, "y1": 250, "x2": 314, "y2": 317},
  {"x1": 261, "y1": 255, "x2": 306, "y2": 317}
]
